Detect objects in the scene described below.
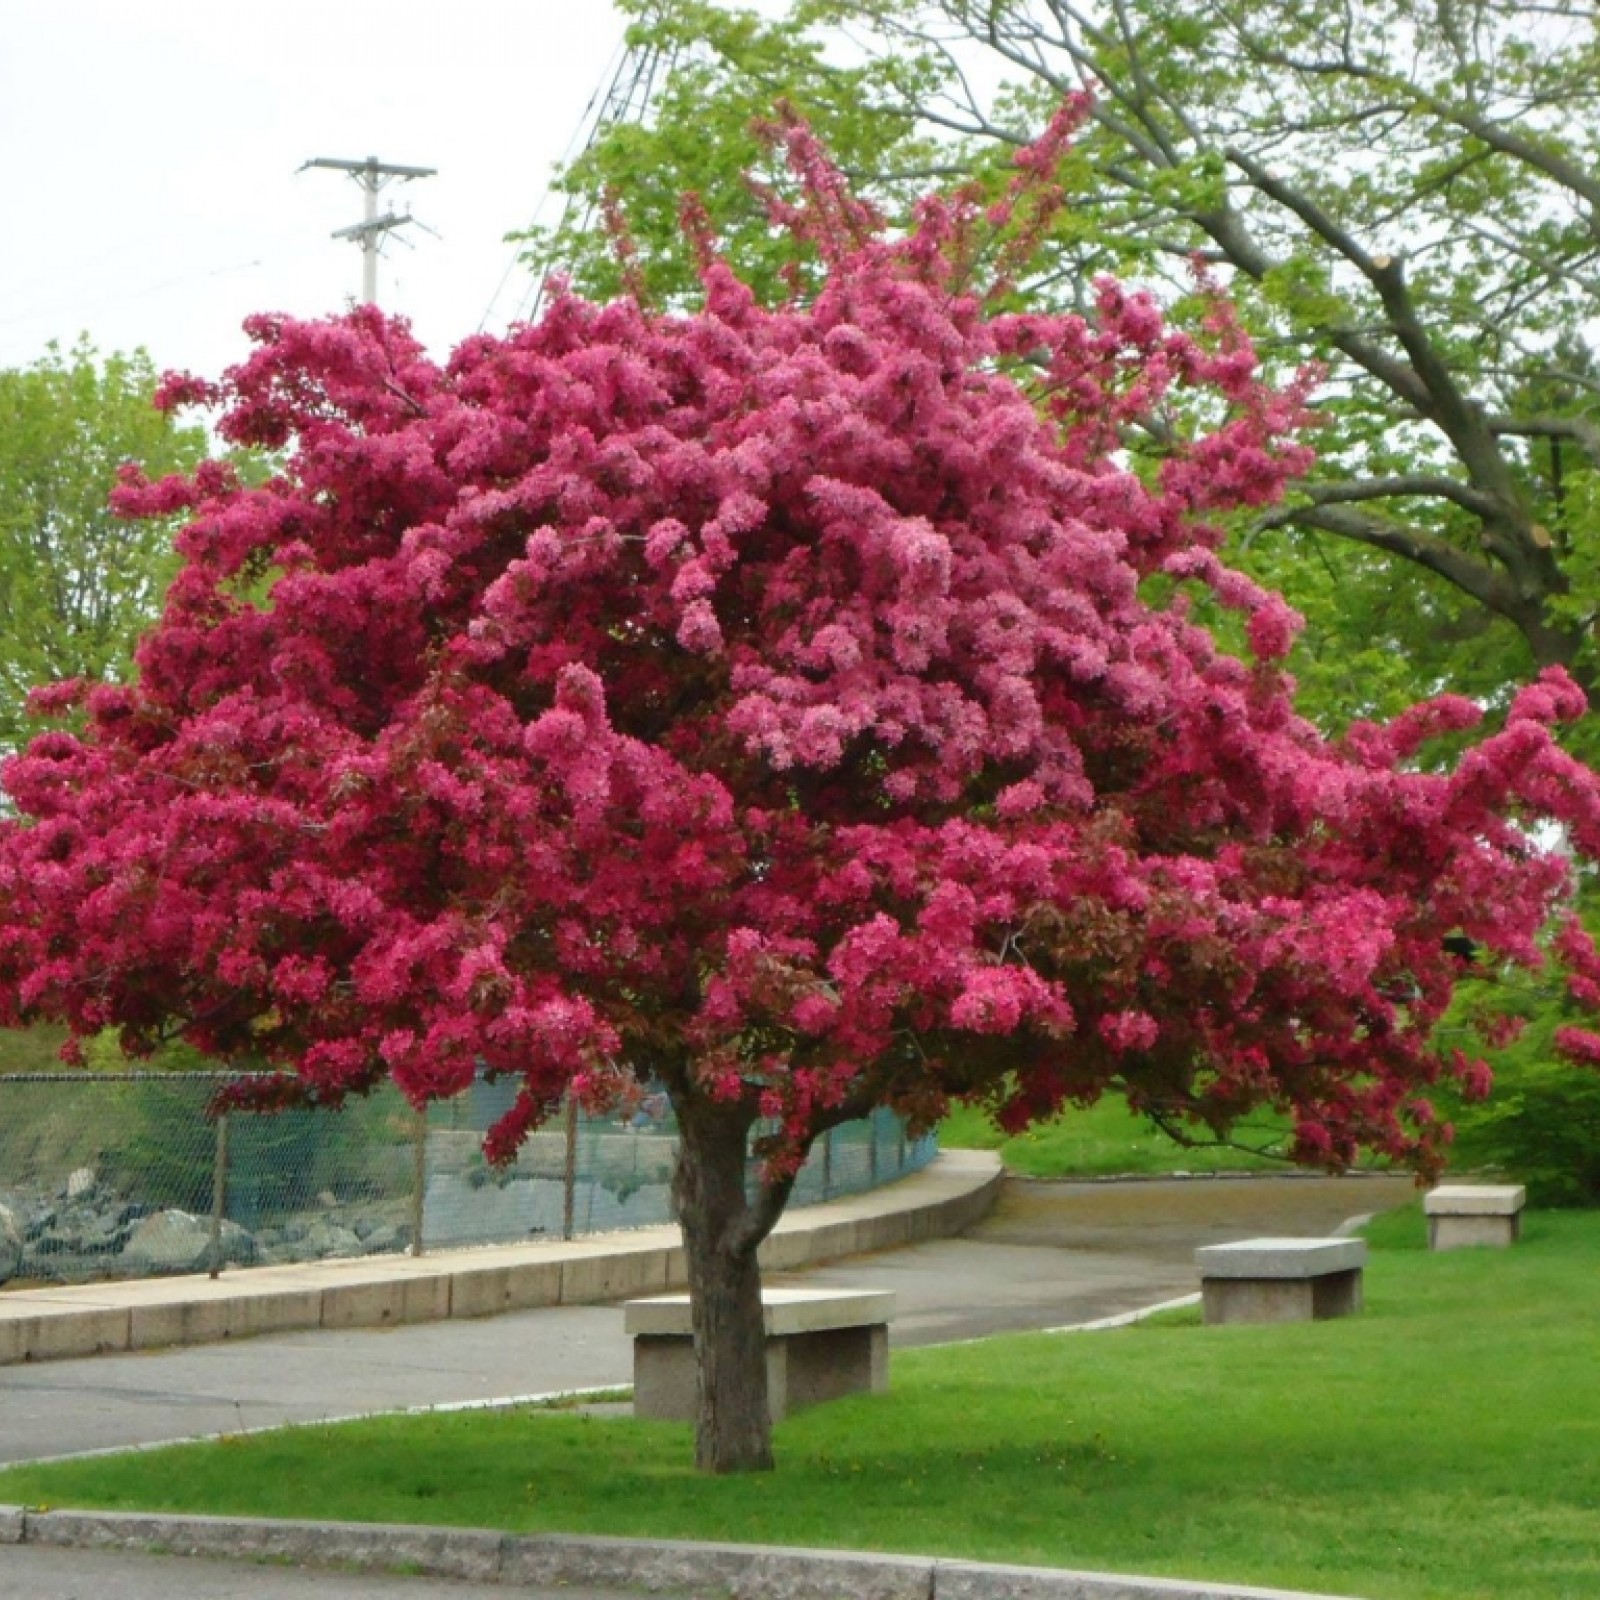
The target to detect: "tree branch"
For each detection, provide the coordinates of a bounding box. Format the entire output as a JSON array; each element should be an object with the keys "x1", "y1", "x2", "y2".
[
  {"x1": 730, "y1": 1164, "x2": 798, "y2": 1257},
  {"x1": 1295, "y1": 475, "x2": 1501, "y2": 517},
  {"x1": 1489, "y1": 413, "x2": 1600, "y2": 467},
  {"x1": 1230, "y1": 25, "x2": 1600, "y2": 215},
  {"x1": 1257, "y1": 501, "x2": 1510, "y2": 617}
]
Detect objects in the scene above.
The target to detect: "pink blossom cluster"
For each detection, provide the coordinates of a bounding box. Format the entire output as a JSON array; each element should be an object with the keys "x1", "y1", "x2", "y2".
[{"x1": 3, "y1": 116, "x2": 1599, "y2": 1180}]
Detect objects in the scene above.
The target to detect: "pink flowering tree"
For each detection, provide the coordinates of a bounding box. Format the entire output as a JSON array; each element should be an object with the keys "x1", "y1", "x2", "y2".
[{"x1": 6, "y1": 110, "x2": 1600, "y2": 1473}]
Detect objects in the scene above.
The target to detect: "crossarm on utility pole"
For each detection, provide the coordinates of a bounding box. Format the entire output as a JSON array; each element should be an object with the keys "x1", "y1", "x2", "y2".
[{"x1": 299, "y1": 154, "x2": 437, "y2": 306}]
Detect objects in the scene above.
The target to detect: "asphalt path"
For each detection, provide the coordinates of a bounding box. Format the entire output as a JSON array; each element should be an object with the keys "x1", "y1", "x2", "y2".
[
  {"x1": 780, "y1": 1169, "x2": 1410, "y2": 1342},
  {"x1": 0, "y1": 1173, "x2": 1410, "y2": 1468}
]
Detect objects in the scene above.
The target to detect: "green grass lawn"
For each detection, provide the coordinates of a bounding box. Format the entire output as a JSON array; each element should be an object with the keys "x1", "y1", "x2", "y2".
[
  {"x1": 6, "y1": 1208, "x2": 1597, "y2": 1600},
  {"x1": 939, "y1": 1096, "x2": 1303, "y2": 1178}
]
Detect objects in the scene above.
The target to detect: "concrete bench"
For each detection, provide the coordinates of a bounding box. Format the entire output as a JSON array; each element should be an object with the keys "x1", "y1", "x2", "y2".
[
  {"x1": 623, "y1": 1287, "x2": 894, "y2": 1423},
  {"x1": 1195, "y1": 1237, "x2": 1366, "y2": 1325},
  {"x1": 1424, "y1": 1183, "x2": 1525, "y2": 1250}
]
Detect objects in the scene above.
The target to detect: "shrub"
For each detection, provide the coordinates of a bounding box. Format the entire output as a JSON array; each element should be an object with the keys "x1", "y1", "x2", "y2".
[{"x1": 1438, "y1": 992, "x2": 1600, "y2": 1207}]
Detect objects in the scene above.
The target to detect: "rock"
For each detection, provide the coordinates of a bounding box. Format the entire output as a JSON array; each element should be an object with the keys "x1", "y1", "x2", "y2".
[
  {"x1": 43, "y1": 1208, "x2": 129, "y2": 1256},
  {"x1": 32, "y1": 1205, "x2": 126, "y2": 1255},
  {"x1": 122, "y1": 1210, "x2": 255, "y2": 1274},
  {"x1": 0, "y1": 1202, "x2": 23, "y2": 1284},
  {"x1": 64, "y1": 1166, "x2": 98, "y2": 1201},
  {"x1": 304, "y1": 1219, "x2": 363, "y2": 1258}
]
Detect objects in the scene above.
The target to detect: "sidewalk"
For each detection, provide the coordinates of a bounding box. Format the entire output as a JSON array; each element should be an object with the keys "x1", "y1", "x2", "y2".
[{"x1": 0, "y1": 1149, "x2": 1002, "y2": 1366}]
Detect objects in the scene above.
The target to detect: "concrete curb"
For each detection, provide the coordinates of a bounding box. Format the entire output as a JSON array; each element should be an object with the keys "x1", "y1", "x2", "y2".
[
  {"x1": 1045, "y1": 1292, "x2": 1202, "y2": 1334},
  {"x1": 1019, "y1": 1170, "x2": 1401, "y2": 1185},
  {"x1": 0, "y1": 1508, "x2": 1368, "y2": 1599},
  {"x1": 0, "y1": 1150, "x2": 1002, "y2": 1366}
]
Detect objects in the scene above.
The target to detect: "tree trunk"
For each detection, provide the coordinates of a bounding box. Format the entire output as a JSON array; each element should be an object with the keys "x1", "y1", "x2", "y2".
[{"x1": 671, "y1": 1095, "x2": 775, "y2": 1474}]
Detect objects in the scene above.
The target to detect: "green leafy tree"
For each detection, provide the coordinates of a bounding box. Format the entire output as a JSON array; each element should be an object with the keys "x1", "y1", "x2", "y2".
[
  {"x1": 517, "y1": 0, "x2": 948, "y2": 310},
  {"x1": 529, "y1": 0, "x2": 1600, "y2": 732},
  {"x1": 0, "y1": 340, "x2": 209, "y2": 752}
]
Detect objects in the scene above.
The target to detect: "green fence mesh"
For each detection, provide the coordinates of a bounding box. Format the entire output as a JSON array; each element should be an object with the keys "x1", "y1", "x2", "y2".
[{"x1": 0, "y1": 1075, "x2": 936, "y2": 1286}]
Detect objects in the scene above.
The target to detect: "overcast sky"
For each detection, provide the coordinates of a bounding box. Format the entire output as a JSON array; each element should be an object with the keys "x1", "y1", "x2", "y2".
[{"x1": 0, "y1": 1, "x2": 631, "y2": 378}]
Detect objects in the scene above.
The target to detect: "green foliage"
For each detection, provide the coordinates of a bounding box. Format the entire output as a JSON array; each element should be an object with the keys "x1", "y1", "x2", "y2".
[
  {"x1": 0, "y1": 1012, "x2": 411, "y2": 1217},
  {"x1": 96, "y1": 1087, "x2": 406, "y2": 1219},
  {"x1": 530, "y1": 5, "x2": 1600, "y2": 1182},
  {"x1": 101, "y1": 1064, "x2": 407, "y2": 1221},
  {"x1": 0, "y1": 1026, "x2": 409, "y2": 1218},
  {"x1": 227, "y1": 1095, "x2": 409, "y2": 1224},
  {"x1": 1456, "y1": 1063, "x2": 1600, "y2": 1207},
  {"x1": 1436, "y1": 997, "x2": 1600, "y2": 1207},
  {"x1": 100, "y1": 1077, "x2": 221, "y2": 1213},
  {"x1": 0, "y1": 1021, "x2": 73, "y2": 1075},
  {"x1": 1238, "y1": 521, "x2": 1537, "y2": 754},
  {"x1": 0, "y1": 339, "x2": 208, "y2": 752}
]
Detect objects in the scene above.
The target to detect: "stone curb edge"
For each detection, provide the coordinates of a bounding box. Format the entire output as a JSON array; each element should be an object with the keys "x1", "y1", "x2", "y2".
[
  {"x1": 1019, "y1": 1171, "x2": 1403, "y2": 1186},
  {"x1": 0, "y1": 1507, "x2": 1366, "y2": 1600}
]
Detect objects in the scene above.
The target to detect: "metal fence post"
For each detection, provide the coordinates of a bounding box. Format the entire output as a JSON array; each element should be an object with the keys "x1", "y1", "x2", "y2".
[
  {"x1": 207, "y1": 1112, "x2": 230, "y2": 1280},
  {"x1": 410, "y1": 1106, "x2": 427, "y2": 1257},
  {"x1": 562, "y1": 1090, "x2": 579, "y2": 1241}
]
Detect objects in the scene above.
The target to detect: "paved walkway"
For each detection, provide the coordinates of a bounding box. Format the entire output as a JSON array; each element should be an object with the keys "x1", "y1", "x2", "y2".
[
  {"x1": 0, "y1": 1161, "x2": 1410, "y2": 1466},
  {"x1": 791, "y1": 1167, "x2": 1410, "y2": 1342}
]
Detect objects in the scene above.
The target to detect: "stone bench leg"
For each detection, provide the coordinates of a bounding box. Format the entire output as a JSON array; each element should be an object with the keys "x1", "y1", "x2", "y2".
[
  {"x1": 775, "y1": 1324, "x2": 888, "y2": 1416},
  {"x1": 632, "y1": 1334, "x2": 701, "y2": 1422},
  {"x1": 633, "y1": 1324, "x2": 888, "y2": 1423},
  {"x1": 1201, "y1": 1267, "x2": 1363, "y2": 1325},
  {"x1": 1429, "y1": 1212, "x2": 1522, "y2": 1250}
]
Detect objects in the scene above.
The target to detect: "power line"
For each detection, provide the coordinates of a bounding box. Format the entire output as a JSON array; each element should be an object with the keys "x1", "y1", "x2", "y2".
[{"x1": 481, "y1": 33, "x2": 684, "y2": 333}]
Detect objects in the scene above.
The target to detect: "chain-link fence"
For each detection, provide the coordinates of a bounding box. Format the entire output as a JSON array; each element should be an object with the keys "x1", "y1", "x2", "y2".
[{"x1": 0, "y1": 1074, "x2": 937, "y2": 1288}]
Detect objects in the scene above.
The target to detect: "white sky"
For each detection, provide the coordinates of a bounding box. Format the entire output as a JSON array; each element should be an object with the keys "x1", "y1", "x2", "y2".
[{"x1": 0, "y1": 1, "x2": 631, "y2": 379}]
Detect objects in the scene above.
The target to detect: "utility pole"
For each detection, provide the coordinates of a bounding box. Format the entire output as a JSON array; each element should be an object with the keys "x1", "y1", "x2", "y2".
[{"x1": 299, "y1": 155, "x2": 436, "y2": 305}]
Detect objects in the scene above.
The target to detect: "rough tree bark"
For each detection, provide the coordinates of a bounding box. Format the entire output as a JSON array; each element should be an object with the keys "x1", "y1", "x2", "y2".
[{"x1": 670, "y1": 1092, "x2": 788, "y2": 1474}]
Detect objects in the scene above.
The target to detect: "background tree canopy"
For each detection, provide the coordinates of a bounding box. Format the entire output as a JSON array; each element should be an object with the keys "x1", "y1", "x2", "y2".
[
  {"x1": 526, "y1": 0, "x2": 1600, "y2": 738},
  {"x1": 0, "y1": 340, "x2": 209, "y2": 754}
]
